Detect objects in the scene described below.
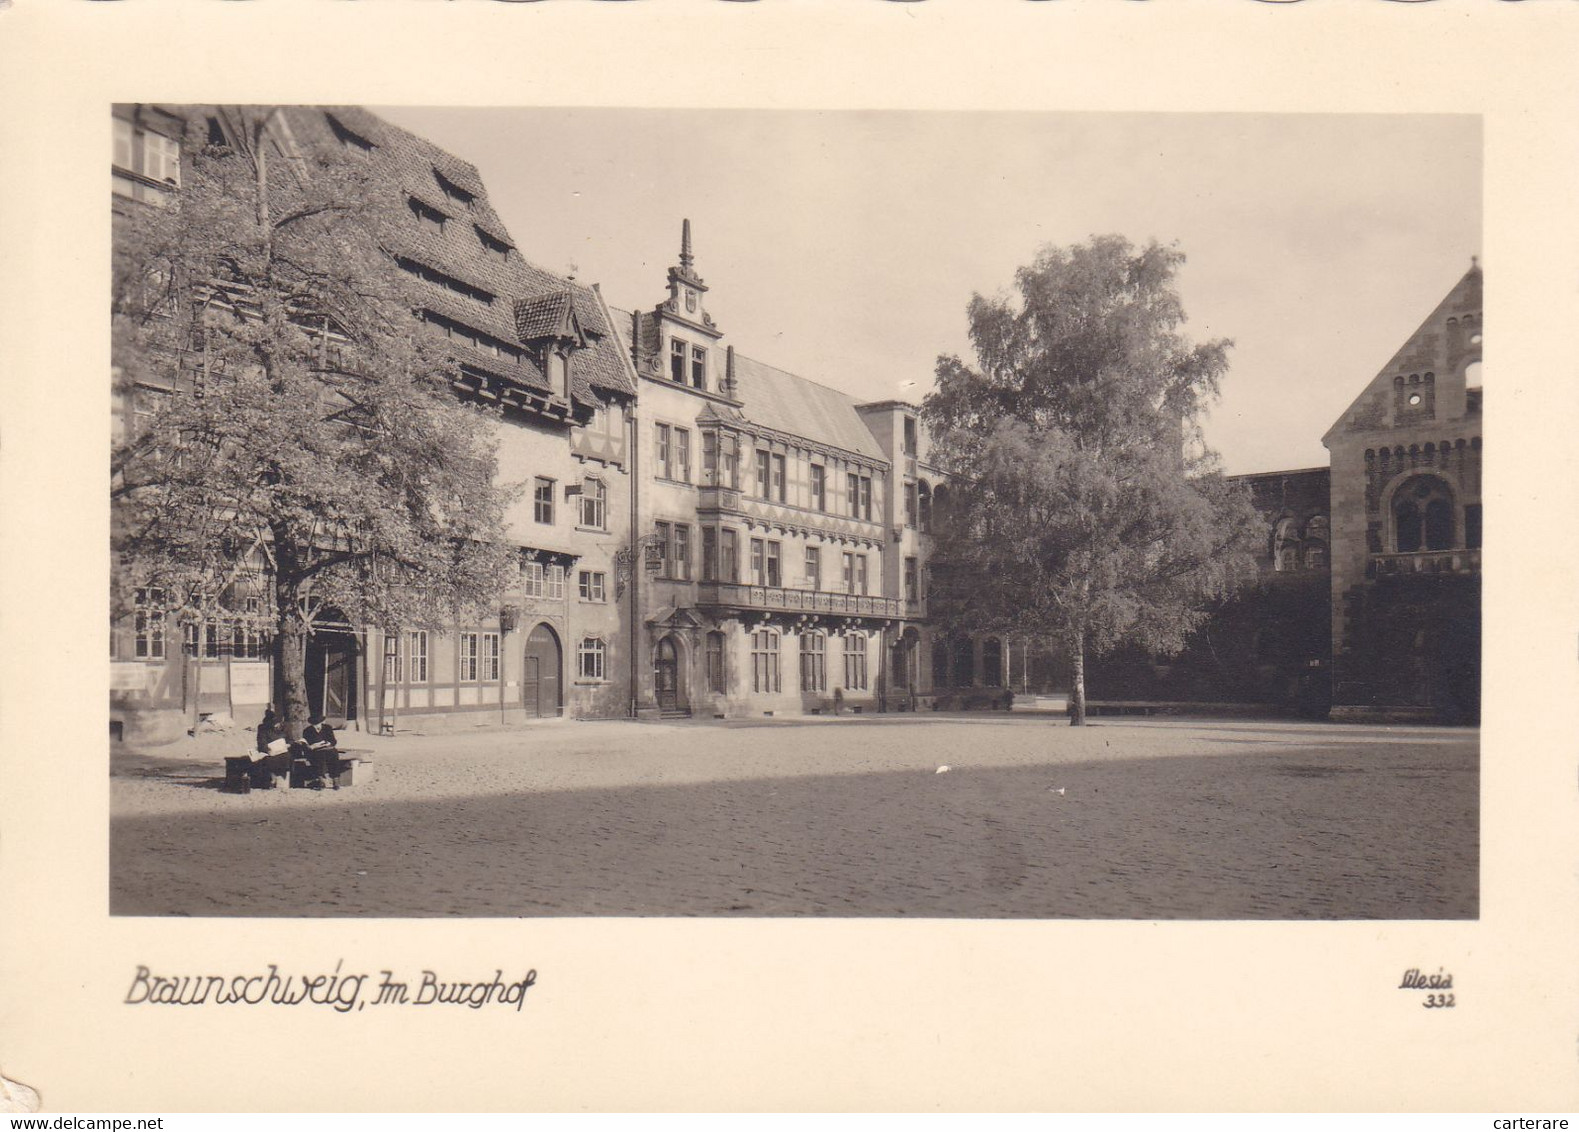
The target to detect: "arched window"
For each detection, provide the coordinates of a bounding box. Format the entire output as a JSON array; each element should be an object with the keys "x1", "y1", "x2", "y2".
[
  {"x1": 1394, "y1": 477, "x2": 1455, "y2": 553},
  {"x1": 799, "y1": 631, "x2": 826, "y2": 692},
  {"x1": 952, "y1": 638, "x2": 974, "y2": 687},
  {"x1": 982, "y1": 638, "x2": 1003, "y2": 688},
  {"x1": 918, "y1": 480, "x2": 932, "y2": 533},
  {"x1": 706, "y1": 630, "x2": 726, "y2": 695},
  {"x1": 1272, "y1": 516, "x2": 1298, "y2": 571}
]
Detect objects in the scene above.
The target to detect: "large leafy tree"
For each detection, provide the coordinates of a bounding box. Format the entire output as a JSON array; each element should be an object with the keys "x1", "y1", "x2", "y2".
[
  {"x1": 112, "y1": 107, "x2": 517, "y2": 738},
  {"x1": 922, "y1": 235, "x2": 1261, "y2": 724}
]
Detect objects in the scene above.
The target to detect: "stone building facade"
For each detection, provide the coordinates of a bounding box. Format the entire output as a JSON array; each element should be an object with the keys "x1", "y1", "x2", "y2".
[
  {"x1": 110, "y1": 105, "x2": 639, "y2": 742},
  {"x1": 110, "y1": 104, "x2": 1480, "y2": 739}
]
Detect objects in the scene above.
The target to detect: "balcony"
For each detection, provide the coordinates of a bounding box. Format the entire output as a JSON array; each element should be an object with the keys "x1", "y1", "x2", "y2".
[
  {"x1": 696, "y1": 582, "x2": 901, "y2": 620},
  {"x1": 1369, "y1": 549, "x2": 1480, "y2": 578},
  {"x1": 697, "y1": 486, "x2": 744, "y2": 513}
]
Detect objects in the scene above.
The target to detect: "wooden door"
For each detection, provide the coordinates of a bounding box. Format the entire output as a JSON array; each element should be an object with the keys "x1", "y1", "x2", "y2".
[
  {"x1": 656, "y1": 636, "x2": 680, "y2": 712},
  {"x1": 523, "y1": 625, "x2": 562, "y2": 718}
]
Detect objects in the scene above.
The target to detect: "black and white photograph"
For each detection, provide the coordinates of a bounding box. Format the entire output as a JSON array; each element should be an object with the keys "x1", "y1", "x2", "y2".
[
  {"x1": 107, "y1": 106, "x2": 1481, "y2": 921},
  {"x1": 3, "y1": 1, "x2": 1576, "y2": 1116}
]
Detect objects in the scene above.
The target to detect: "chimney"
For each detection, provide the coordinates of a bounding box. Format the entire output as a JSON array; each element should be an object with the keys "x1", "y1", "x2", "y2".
[{"x1": 723, "y1": 344, "x2": 738, "y2": 398}]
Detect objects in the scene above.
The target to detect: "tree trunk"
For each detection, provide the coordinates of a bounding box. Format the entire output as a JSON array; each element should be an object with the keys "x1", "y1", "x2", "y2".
[
  {"x1": 1068, "y1": 630, "x2": 1087, "y2": 726},
  {"x1": 275, "y1": 577, "x2": 309, "y2": 742}
]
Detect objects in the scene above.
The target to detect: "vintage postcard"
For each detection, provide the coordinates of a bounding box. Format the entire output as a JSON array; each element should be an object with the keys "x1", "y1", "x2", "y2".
[{"x1": 1, "y1": 0, "x2": 1575, "y2": 1114}]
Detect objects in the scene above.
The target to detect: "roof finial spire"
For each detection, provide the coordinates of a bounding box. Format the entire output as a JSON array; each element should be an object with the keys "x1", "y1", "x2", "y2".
[
  {"x1": 1470, "y1": 254, "x2": 1479, "y2": 269},
  {"x1": 680, "y1": 218, "x2": 694, "y2": 273}
]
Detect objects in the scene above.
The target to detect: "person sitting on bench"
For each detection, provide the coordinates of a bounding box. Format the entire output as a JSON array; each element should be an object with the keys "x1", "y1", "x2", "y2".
[{"x1": 299, "y1": 715, "x2": 339, "y2": 787}]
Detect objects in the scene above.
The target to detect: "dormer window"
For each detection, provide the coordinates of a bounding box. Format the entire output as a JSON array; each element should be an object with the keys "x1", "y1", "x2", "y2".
[
  {"x1": 476, "y1": 227, "x2": 511, "y2": 263},
  {"x1": 433, "y1": 169, "x2": 475, "y2": 208},
  {"x1": 325, "y1": 112, "x2": 376, "y2": 156},
  {"x1": 670, "y1": 338, "x2": 687, "y2": 384},
  {"x1": 690, "y1": 345, "x2": 707, "y2": 389},
  {"x1": 409, "y1": 198, "x2": 448, "y2": 235}
]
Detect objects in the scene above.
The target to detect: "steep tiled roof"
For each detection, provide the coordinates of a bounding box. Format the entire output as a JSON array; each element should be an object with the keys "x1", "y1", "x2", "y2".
[
  {"x1": 731, "y1": 355, "x2": 887, "y2": 460},
  {"x1": 271, "y1": 106, "x2": 635, "y2": 405}
]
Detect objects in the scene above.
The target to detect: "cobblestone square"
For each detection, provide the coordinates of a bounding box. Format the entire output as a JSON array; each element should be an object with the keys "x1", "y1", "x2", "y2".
[{"x1": 110, "y1": 715, "x2": 1478, "y2": 919}]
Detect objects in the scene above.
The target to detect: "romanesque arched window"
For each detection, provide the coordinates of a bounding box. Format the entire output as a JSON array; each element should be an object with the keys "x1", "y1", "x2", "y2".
[
  {"x1": 1394, "y1": 477, "x2": 1455, "y2": 553},
  {"x1": 982, "y1": 637, "x2": 1003, "y2": 688}
]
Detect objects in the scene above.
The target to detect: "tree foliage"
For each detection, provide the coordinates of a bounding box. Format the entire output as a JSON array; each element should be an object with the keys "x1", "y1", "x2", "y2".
[
  {"x1": 922, "y1": 235, "x2": 1261, "y2": 723},
  {"x1": 112, "y1": 107, "x2": 517, "y2": 735}
]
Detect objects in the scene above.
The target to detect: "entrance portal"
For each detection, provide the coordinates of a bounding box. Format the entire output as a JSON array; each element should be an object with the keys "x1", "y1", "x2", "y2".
[
  {"x1": 305, "y1": 621, "x2": 359, "y2": 727},
  {"x1": 655, "y1": 635, "x2": 685, "y2": 714},
  {"x1": 522, "y1": 623, "x2": 563, "y2": 718}
]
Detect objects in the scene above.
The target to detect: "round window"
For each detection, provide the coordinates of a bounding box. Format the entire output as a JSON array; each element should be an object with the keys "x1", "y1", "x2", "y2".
[{"x1": 1408, "y1": 393, "x2": 1422, "y2": 406}]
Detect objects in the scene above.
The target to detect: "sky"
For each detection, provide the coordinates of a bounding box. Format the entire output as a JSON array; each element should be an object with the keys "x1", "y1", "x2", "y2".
[{"x1": 374, "y1": 108, "x2": 1481, "y2": 476}]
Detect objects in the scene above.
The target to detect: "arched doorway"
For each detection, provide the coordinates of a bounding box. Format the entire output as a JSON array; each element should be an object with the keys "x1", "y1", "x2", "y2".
[
  {"x1": 304, "y1": 610, "x2": 358, "y2": 727},
  {"x1": 522, "y1": 623, "x2": 562, "y2": 718},
  {"x1": 655, "y1": 634, "x2": 686, "y2": 713}
]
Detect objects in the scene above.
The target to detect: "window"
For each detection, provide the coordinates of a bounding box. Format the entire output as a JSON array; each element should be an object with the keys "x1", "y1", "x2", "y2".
[
  {"x1": 673, "y1": 525, "x2": 691, "y2": 580},
  {"x1": 904, "y1": 556, "x2": 919, "y2": 603},
  {"x1": 670, "y1": 338, "x2": 687, "y2": 384},
  {"x1": 805, "y1": 546, "x2": 822, "y2": 590},
  {"x1": 526, "y1": 562, "x2": 566, "y2": 600},
  {"x1": 702, "y1": 528, "x2": 718, "y2": 582},
  {"x1": 750, "y1": 538, "x2": 765, "y2": 586},
  {"x1": 765, "y1": 540, "x2": 782, "y2": 588},
  {"x1": 855, "y1": 554, "x2": 869, "y2": 596},
  {"x1": 703, "y1": 431, "x2": 739, "y2": 489},
  {"x1": 477, "y1": 228, "x2": 511, "y2": 262},
  {"x1": 482, "y1": 633, "x2": 500, "y2": 681},
  {"x1": 771, "y1": 454, "x2": 786, "y2": 502},
  {"x1": 407, "y1": 631, "x2": 429, "y2": 683},
  {"x1": 384, "y1": 633, "x2": 400, "y2": 683},
  {"x1": 983, "y1": 638, "x2": 1003, "y2": 688},
  {"x1": 655, "y1": 423, "x2": 672, "y2": 478},
  {"x1": 751, "y1": 630, "x2": 781, "y2": 693},
  {"x1": 905, "y1": 482, "x2": 919, "y2": 529},
  {"x1": 134, "y1": 587, "x2": 165, "y2": 659},
  {"x1": 578, "y1": 637, "x2": 607, "y2": 680},
  {"x1": 690, "y1": 345, "x2": 707, "y2": 389},
  {"x1": 676, "y1": 428, "x2": 691, "y2": 483},
  {"x1": 459, "y1": 633, "x2": 480, "y2": 682},
  {"x1": 434, "y1": 169, "x2": 475, "y2": 207},
  {"x1": 810, "y1": 465, "x2": 826, "y2": 511},
  {"x1": 409, "y1": 198, "x2": 448, "y2": 234},
  {"x1": 706, "y1": 631, "x2": 726, "y2": 694},
  {"x1": 720, "y1": 528, "x2": 739, "y2": 583},
  {"x1": 847, "y1": 474, "x2": 873, "y2": 520},
  {"x1": 656, "y1": 522, "x2": 692, "y2": 580},
  {"x1": 842, "y1": 552, "x2": 855, "y2": 594},
  {"x1": 579, "y1": 478, "x2": 607, "y2": 529},
  {"x1": 918, "y1": 482, "x2": 932, "y2": 533},
  {"x1": 578, "y1": 571, "x2": 607, "y2": 602},
  {"x1": 844, "y1": 634, "x2": 868, "y2": 690},
  {"x1": 534, "y1": 477, "x2": 555, "y2": 525},
  {"x1": 1394, "y1": 477, "x2": 1455, "y2": 553},
  {"x1": 903, "y1": 415, "x2": 918, "y2": 456},
  {"x1": 113, "y1": 119, "x2": 182, "y2": 203},
  {"x1": 800, "y1": 633, "x2": 827, "y2": 692},
  {"x1": 755, "y1": 450, "x2": 771, "y2": 498}
]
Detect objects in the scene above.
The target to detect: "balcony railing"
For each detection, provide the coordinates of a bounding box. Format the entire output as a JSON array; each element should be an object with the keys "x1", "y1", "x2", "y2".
[
  {"x1": 696, "y1": 582, "x2": 900, "y2": 619},
  {"x1": 1370, "y1": 548, "x2": 1480, "y2": 577}
]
